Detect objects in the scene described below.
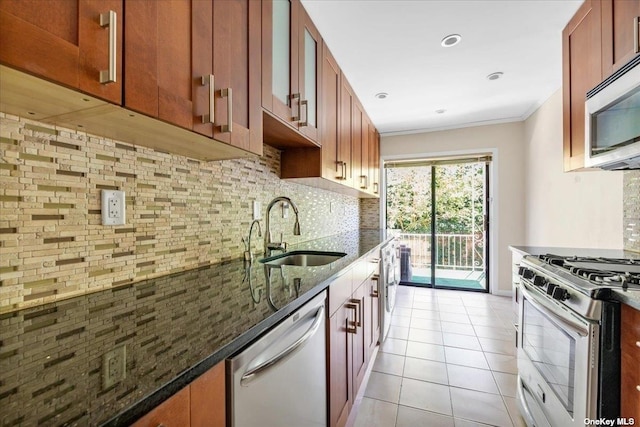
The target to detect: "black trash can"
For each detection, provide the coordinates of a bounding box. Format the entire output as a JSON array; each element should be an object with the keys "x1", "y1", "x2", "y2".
[{"x1": 400, "y1": 245, "x2": 412, "y2": 282}]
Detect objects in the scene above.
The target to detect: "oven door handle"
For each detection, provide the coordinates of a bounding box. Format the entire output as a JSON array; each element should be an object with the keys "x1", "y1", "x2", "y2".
[{"x1": 521, "y1": 285, "x2": 588, "y2": 337}]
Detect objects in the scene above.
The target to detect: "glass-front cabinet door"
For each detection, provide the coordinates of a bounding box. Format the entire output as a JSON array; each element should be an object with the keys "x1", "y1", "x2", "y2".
[
  {"x1": 297, "y1": 6, "x2": 321, "y2": 142},
  {"x1": 263, "y1": 0, "x2": 320, "y2": 145}
]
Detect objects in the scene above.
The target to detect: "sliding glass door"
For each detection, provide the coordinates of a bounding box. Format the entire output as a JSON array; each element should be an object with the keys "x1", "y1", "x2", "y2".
[{"x1": 385, "y1": 157, "x2": 489, "y2": 292}]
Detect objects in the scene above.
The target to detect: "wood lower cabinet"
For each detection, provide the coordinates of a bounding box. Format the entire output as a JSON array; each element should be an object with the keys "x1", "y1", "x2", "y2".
[
  {"x1": 0, "y1": 0, "x2": 123, "y2": 104},
  {"x1": 601, "y1": 0, "x2": 640, "y2": 77},
  {"x1": 562, "y1": 0, "x2": 603, "y2": 172},
  {"x1": 328, "y1": 301, "x2": 353, "y2": 427},
  {"x1": 132, "y1": 361, "x2": 225, "y2": 427},
  {"x1": 621, "y1": 304, "x2": 640, "y2": 419},
  {"x1": 132, "y1": 387, "x2": 191, "y2": 427},
  {"x1": 190, "y1": 362, "x2": 226, "y2": 427},
  {"x1": 327, "y1": 254, "x2": 380, "y2": 427}
]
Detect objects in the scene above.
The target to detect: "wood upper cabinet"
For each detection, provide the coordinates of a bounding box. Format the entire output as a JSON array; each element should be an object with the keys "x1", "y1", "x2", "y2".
[
  {"x1": 562, "y1": 0, "x2": 603, "y2": 171},
  {"x1": 339, "y1": 75, "x2": 356, "y2": 187},
  {"x1": 124, "y1": 0, "x2": 193, "y2": 130},
  {"x1": 601, "y1": 0, "x2": 640, "y2": 77},
  {"x1": 132, "y1": 387, "x2": 191, "y2": 427},
  {"x1": 321, "y1": 43, "x2": 343, "y2": 183},
  {"x1": 621, "y1": 304, "x2": 640, "y2": 419},
  {"x1": 0, "y1": 0, "x2": 123, "y2": 104},
  {"x1": 193, "y1": 0, "x2": 263, "y2": 155},
  {"x1": 262, "y1": 0, "x2": 321, "y2": 148},
  {"x1": 370, "y1": 127, "x2": 380, "y2": 196}
]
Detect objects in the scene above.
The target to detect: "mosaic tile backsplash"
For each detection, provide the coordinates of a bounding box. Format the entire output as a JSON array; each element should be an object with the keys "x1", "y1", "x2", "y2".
[
  {"x1": 360, "y1": 198, "x2": 380, "y2": 229},
  {"x1": 0, "y1": 113, "x2": 360, "y2": 312},
  {"x1": 624, "y1": 170, "x2": 640, "y2": 253}
]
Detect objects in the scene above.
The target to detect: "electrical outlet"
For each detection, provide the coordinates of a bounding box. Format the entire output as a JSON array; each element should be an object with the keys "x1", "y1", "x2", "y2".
[
  {"x1": 253, "y1": 201, "x2": 261, "y2": 220},
  {"x1": 102, "y1": 345, "x2": 126, "y2": 390},
  {"x1": 101, "y1": 190, "x2": 125, "y2": 225}
]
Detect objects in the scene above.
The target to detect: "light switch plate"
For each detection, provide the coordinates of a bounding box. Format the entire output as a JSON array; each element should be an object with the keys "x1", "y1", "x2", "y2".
[{"x1": 101, "y1": 190, "x2": 126, "y2": 226}]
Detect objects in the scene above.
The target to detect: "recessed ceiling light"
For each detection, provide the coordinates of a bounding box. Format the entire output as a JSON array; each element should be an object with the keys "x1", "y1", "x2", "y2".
[
  {"x1": 435, "y1": 109, "x2": 446, "y2": 114},
  {"x1": 375, "y1": 92, "x2": 389, "y2": 100},
  {"x1": 441, "y1": 34, "x2": 462, "y2": 48},
  {"x1": 487, "y1": 72, "x2": 504, "y2": 81}
]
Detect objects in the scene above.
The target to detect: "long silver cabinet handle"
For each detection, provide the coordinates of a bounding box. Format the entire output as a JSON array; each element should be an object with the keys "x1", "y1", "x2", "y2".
[
  {"x1": 336, "y1": 161, "x2": 344, "y2": 180},
  {"x1": 99, "y1": 11, "x2": 117, "y2": 84},
  {"x1": 240, "y1": 304, "x2": 325, "y2": 385},
  {"x1": 221, "y1": 88, "x2": 232, "y2": 132},
  {"x1": 201, "y1": 75, "x2": 214, "y2": 124},
  {"x1": 299, "y1": 99, "x2": 308, "y2": 127},
  {"x1": 635, "y1": 17, "x2": 640, "y2": 54},
  {"x1": 290, "y1": 93, "x2": 300, "y2": 121}
]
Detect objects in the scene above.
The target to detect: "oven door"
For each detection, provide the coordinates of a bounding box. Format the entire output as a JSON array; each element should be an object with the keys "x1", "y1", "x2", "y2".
[{"x1": 517, "y1": 284, "x2": 599, "y2": 427}]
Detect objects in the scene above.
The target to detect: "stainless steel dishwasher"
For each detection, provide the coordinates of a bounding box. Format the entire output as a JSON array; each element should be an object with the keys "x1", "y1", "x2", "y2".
[{"x1": 228, "y1": 291, "x2": 327, "y2": 427}]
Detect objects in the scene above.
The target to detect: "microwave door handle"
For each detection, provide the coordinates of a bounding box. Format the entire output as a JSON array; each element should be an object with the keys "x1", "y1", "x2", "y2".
[
  {"x1": 521, "y1": 286, "x2": 588, "y2": 337},
  {"x1": 240, "y1": 304, "x2": 325, "y2": 386}
]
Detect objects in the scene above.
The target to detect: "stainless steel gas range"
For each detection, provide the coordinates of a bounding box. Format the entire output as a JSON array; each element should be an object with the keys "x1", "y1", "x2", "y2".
[{"x1": 516, "y1": 254, "x2": 640, "y2": 427}]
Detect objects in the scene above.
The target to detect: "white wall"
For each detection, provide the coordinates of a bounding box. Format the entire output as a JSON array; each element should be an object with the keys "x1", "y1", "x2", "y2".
[
  {"x1": 381, "y1": 122, "x2": 527, "y2": 294},
  {"x1": 523, "y1": 90, "x2": 623, "y2": 249}
]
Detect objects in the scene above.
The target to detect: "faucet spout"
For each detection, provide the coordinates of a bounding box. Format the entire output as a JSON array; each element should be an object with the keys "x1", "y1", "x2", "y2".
[{"x1": 264, "y1": 196, "x2": 302, "y2": 256}]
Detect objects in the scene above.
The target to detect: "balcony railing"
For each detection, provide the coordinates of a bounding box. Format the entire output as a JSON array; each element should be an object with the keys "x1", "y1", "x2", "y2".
[{"x1": 397, "y1": 232, "x2": 484, "y2": 272}]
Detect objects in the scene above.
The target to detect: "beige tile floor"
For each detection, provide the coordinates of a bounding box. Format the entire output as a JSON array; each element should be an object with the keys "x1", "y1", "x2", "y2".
[{"x1": 353, "y1": 285, "x2": 526, "y2": 427}]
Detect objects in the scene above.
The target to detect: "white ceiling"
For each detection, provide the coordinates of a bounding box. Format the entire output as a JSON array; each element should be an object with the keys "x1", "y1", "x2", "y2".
[{"x1": 301, "y1": 0, "x2": 583, "y2": 135}]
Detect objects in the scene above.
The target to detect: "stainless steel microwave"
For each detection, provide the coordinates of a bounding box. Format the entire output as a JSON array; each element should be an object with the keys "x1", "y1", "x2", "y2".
[{"x1": 585, "y1": 59, "x2": 640, "y2": 170}]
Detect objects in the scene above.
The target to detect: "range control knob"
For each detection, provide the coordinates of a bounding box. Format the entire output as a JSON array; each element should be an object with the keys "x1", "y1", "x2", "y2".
[
  {"x1": 533, "y1": 275, "x2": 547, "y2": 287},
  {"x1": 520, "y1": 268, "x2": 535, "y2": 280},
  {"x1": 551, "y1": 287, "x2": 570, "y2": 301},
  {"x1": 546, "y1": 283, "x2": 558, "y2": 296}
]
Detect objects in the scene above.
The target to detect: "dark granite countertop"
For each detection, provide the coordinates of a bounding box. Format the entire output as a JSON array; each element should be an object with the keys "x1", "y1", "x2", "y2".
[
  {"x1": 509, "y1": 245, "x2": 640, "y2": 310},
  {"x1": 0, "y1": 229, "x2": 391, "y2": 427}
]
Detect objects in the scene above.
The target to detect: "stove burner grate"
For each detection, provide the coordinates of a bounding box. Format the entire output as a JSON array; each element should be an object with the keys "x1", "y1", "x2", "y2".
[{"x1": 538, "y1": 254, "x2": 640, "y2": 289}]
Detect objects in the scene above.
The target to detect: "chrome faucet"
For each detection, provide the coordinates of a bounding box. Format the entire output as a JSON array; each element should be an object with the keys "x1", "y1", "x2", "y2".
[
  {"x1": 242, "y1": 219, "x2": 262, "y2": 263},
  {"x1": 264, "y1": 196, "x2": 301, "y2": 257}
]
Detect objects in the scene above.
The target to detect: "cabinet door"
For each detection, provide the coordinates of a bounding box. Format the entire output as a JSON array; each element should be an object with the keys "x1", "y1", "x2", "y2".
[
  {"x1": 328, "y1": 303, "x2": 353, "y2": 427},
  {"x1": 131, "y1": 387, "x2": 190, "y2": 427},
  {"x1": 602, "y1": 0, "x2": 640, "y2": 77},
  {"x1": 369, "y1": 125, "x2": 380, "y2": 196},
  {"x1": 209, "y1": 0, "x2": 263, "y2": 155},
  {"x1": 0, "y1": 0, "x2": 123, "y2": 104},
  {"x1": 124, "y1": 0, "x2": 193, "y2": 130},
  {"x1": 321, "y1": 44, "x2": 343, "y2": 182},
  {"x1": 262, "y1": 0, "x2": 298, "y2": 126},
  {"x1": 339, "y1": 77, "x2": 354, "y2": 187},
  {"x1": 621, "y1": 304, "x2": 640, "y2": 419},
  {"x1": 297, "y1": 5, "x2": 321, "y2": 143},
  {"x1": 191, "y1": 362, "x2": 226, "y2": 427},
  {"x1": 369, "y1": 275, "x2": 381, "y2": 355},
  {"x1": 351, "y1": 283, "x2": 368, "y2": 397},
  {"x1": 562, "y1": 0, "x2": 602, "y2": 171},
  {"x1": 352, "y1": 101, "x2": 366, "y2": 192}
]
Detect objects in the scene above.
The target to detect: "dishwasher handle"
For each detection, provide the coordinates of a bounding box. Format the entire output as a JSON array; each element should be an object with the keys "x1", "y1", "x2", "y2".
[{"x1": 240, "y1": 304, "x2": 325, "y2": 386}]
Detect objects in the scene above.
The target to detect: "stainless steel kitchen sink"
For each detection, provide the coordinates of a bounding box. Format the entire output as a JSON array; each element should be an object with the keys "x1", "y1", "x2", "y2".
[{"x1": 259, "y1": 251, "x2": 346, "y2": 267}]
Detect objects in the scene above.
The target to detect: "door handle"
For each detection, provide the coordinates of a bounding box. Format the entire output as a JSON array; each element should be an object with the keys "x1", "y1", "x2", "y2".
[
  {"x1": 342, "y1": 162, "x2": 348, "y2": 180},
  {"x1": 221, "y1": 88, "x2": 232, "y2": 132},
  {"x1": 299, "y1": 99, "x2": 308, "y2": 127},
  {"x1": 336, "y1": 161, "x2": 344, "y2": 180},
  {"x1": 289, "y1": 93, "x2": 300, "y2": 121},
  {"x1": 99, "y1": 11, "x2": 117, "y2": 84},
  {"x1": 240, "y1": 304, "x2": 325, "y2": 385},
  {"x1": 635, "y1": 17, "x2": 639, "y2": 54},
  {"x1": 350, "y1": 298, "x2": 362, "y2": 327},
  {"x1": 373, "y1": 182, "x2": 379, "y2": 194},
  {"x1": 371, "y1": 277, "x2": 379, "y2": 298},
  {"x1": 201, "y1": 75, "x2": 215, "y2": 124},
  {"x1": 346, "y1": 302, "x2": 358, "y2": 333}
]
